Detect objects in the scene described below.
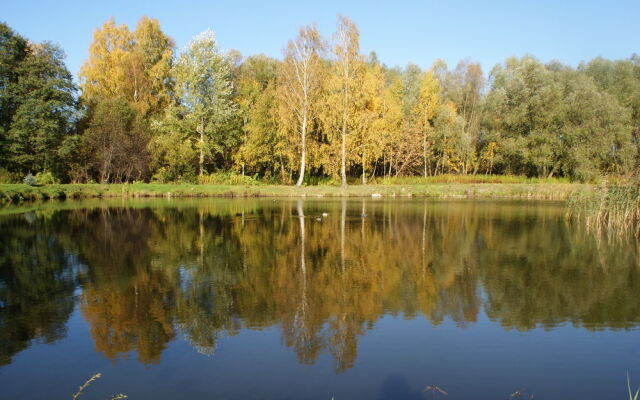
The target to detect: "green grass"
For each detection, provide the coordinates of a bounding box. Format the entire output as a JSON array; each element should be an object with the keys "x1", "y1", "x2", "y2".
[{"x1": 0, "y1": 181, "x2": 594, "y2": 204}]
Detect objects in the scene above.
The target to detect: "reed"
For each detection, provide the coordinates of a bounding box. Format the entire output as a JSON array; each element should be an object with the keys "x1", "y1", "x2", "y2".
[
  {"x1": 630, "y1": 373, "x2": 639, "y2": 400},
  {"x1": 568, "y1": 184, "x2": 640, "y2": 236}
]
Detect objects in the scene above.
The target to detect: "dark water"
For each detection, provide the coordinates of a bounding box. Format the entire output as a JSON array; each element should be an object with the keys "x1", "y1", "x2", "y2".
[{"x1": 1, "y1": 198, "x2": 639, "y2": 400}]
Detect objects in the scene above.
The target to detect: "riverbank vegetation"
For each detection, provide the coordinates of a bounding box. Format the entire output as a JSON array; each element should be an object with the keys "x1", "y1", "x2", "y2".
[
  {"x1": 569, "y1": 182, "x2": 640, "y2": 236},
  {"x1": 1, "y1": 18, "x2": 639, "y2": 186},
  {"x1": 0, "y1": 180, "x2": 590, "y2": 204}
]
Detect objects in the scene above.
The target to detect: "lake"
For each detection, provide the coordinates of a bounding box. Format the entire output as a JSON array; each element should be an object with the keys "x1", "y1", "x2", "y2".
[{"x1": 1, "y1": 198, "x2": 639, "y2": 400}]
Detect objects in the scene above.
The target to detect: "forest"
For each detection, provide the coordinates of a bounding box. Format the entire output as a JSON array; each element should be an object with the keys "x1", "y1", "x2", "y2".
[{"x1": 1, "y1": 16, "x2": 639, "y2": 185}]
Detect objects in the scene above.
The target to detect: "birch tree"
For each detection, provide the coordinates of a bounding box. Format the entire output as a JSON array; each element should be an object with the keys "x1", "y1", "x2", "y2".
[
  {"x1": 333, "y1": 15, "x2": 363, "y2": 186},
  {"x1": 277, "y1": 25, "x2": 324, "y2": 186}
]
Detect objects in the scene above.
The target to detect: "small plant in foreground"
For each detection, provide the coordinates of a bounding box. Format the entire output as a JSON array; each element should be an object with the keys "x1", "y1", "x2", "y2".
[
  {"x1": 629, "y1": 373, "x2": 639, "y2": 400},
  {"x1": 423, "y1": 385, "x2": 448, "y2": 397},
  {"x1": 71, "y1": 372, "x2": 127, "y2": 400},
  {"x1": 510, "y1": 388, "x2": 534, "y2": 399}
]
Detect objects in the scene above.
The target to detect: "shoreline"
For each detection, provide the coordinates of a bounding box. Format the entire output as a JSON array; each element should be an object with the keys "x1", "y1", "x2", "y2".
[{"x1": 0, "y1": 183, "x2": 595, "y2": 204}]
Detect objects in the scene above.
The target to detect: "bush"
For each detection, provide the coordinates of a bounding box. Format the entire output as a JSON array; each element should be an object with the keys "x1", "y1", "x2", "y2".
[
  {"x1": 151, "y1": 167, "x2": 196, "y2": 184},
  {"x1": 35, "y1": 171, "x2": 59, "y2": 185},
  {"x1": 372, "y1": 174, "x2": 570, "y2": 185},
  {"x1": 305, "y1": 176, "x2": 342, "y2": 186},
  {"x1": 197, "y1": 171, "x2": 261, "y2": 185},
  {"x1": 23, "y1": 173, "x2": 37, "y2": 186}
]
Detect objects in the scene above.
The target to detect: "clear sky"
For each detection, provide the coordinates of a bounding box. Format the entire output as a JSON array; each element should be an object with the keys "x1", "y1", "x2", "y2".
[{"x1": 3, "y1": 0, "x2": 639, "y2": 79}]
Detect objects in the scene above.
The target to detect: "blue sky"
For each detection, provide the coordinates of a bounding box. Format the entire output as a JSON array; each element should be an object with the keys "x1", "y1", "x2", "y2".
[{"x1": 4, "y1": 0, "x2": 639, "y2": 79}]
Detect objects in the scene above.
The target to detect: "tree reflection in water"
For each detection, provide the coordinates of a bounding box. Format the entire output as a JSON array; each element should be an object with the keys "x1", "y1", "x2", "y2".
[{"x1": 1, "y1": 199, "x2": 639, "y2": 370}]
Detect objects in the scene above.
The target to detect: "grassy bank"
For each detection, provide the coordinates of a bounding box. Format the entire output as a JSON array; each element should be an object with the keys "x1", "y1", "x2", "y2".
[{"x1": 0, "y1": 182, "x2": 594, "y2": 204}]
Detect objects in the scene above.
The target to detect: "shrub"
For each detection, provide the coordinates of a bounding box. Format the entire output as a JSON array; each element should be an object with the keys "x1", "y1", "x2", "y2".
[
  {"x1": 35, "y1": 171, "x2": 59, "y2": 185},
  {"x1": 23, "y1": 173, "x2": 37, "y2": 186},
  {"x1": 151, "y1": 167, "x2": 196, "y2": 184},
  {"x1": 197, "y1": 171, "x2": 261, "y2": 185}
]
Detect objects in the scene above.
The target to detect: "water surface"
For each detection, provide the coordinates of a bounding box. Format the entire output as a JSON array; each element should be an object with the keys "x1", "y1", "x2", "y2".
[{"x1": 1, "y1": 198, "x2": 639, "y2": 399}]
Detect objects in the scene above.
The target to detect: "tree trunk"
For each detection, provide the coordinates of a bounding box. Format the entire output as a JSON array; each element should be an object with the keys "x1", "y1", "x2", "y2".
[
  {"x1": 198, "y1": 118, "x2": 205, "y2": 176},
  {"x1": 340, "y1": 75, "x2": 348, "y2": 187},
  {"x1": 362, "y1": 149, "x2": 366, "y2": 184},
  {"x1": 341, "y1": 117, "x2": 347, "y2": 187},
  {"x1": 423, "y1": 131, "x2": 427, "y2": 177},
  {"x1": 340, "y1": 198, "x2": 346, "y2": 272},
  {"x1": 296, "y1": 111, "x2": 307, "y2": 186},
  {"x1": 383, "y1": 153, "x2": 386, "y2": 177}
]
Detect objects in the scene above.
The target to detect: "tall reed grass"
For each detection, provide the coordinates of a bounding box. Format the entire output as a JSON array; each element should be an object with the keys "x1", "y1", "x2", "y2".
[
  {"x1": 568, "y1": 184, "x2": 640, "y2": 236},
  {"x1": 630, "y1": 373, "x2": 640, "y2": 400}
]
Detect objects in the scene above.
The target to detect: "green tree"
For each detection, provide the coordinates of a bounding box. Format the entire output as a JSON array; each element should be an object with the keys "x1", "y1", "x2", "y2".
[
  {"x1": 158, "y1": 29, "x2": 236, "y2": 177},
  {"x1": 83, "y1": 98, "x2": 149, "y2": 182},
  {"x1": 0, "y1": 24, "x2": 77, "y2": 179},
  {"x1": 557, "y1": 70, "x2": 633, "y2": 180},
  {"x1": 580, "y1": 56, "x2": 640, "y2": 168},
  {"x1": 7, "y1": 42, "x2": 77, "y2": 177},
  {"x1": 483, "y1": 56, "x2": 563, "y2": 177},
  {"x1": 0, "y1": 22, "x2": 29, "y2": 168}
]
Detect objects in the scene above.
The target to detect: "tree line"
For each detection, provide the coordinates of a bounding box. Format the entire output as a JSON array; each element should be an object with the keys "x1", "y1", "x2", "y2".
[{"x1": 1, "y1": 16, "x2": 639, "y2": 184}]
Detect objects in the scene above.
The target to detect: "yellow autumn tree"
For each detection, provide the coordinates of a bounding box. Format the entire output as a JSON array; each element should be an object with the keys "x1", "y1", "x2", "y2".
[
  {"x1": 413, "y1": 70, "x2": 441, "y2": 176},
  {"x1": 79, "y1": 16, "x2": 174, "y2": 116},
  {"x1": 332, "y1": 15, "x2": 364, "y2": 186},
  {"x1": 379, "y1": 74, "x2": 413, "y2": 177},
  {"x1": 234, "y1": 55, "x2": 285, "y2": 178},
  {"x1": 353, "y1": 59, "x2": 385, "y2": 183}
]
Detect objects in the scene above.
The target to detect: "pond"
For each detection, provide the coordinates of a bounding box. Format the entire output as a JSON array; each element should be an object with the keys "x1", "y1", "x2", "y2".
[{"x1": 0, "y1": 198, "x2": 639, "y2": 400}]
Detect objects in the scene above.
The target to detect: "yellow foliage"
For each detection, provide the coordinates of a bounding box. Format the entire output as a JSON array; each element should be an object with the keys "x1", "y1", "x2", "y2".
[{"x1": 79, "y1": 17, "x2": 174, "y2": 116}]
